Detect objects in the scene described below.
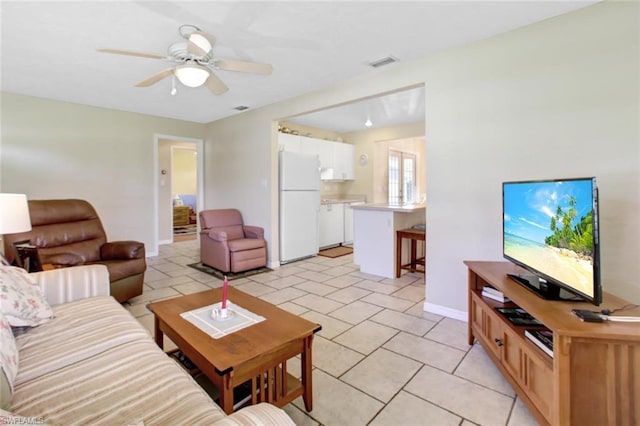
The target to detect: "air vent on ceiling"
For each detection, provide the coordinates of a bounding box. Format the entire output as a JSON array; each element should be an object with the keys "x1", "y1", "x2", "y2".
[
  {"x1": 234, "y1": 105, "x2": 250, "y2": 111},
  {"x1": 368, "y1": 55, "x2": 398, "y2": 68}
]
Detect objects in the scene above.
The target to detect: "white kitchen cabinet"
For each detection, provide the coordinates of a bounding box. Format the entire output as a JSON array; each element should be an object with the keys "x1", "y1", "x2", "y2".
[
  {"x1": 319, "y1": 203, "x2": 345, "y2": 248},
  {"x1": 301, "y1": 137, "x2": 333, "y2": 169},
  {"x1": 343, "y1": 203, "x2": 354, "y2": 244},
  {"x1": 343, "y1": 202, "x2": 363, "y2": 244},
  {"x1": 278, "y1": 133, "x2": 301, "y2": 152},
  {"x1": 293, "y1": 136, "x2": 355, "y2": 180},
  {"x1": 333, "y1": 143, "x2": 355, "y2": 180}
]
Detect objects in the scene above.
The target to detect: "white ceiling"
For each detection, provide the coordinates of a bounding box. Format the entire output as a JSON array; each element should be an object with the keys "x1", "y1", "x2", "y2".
[
  {"x1": 287, "y1": 86, "x2": 426, "y2": 133},
  {"x1": 1, "y1": 1, "x2": 597, "y2": 129}
]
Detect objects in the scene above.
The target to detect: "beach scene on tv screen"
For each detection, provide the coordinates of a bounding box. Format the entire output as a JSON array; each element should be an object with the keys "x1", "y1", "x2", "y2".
[{"x1": 504, "y1": 179, "x2": 594, "y2": 297}]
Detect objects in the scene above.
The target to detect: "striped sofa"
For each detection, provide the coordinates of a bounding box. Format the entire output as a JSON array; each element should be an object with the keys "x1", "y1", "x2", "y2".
[{"x1": 4, "y1": 265, "x2": 295, "y2": 425}]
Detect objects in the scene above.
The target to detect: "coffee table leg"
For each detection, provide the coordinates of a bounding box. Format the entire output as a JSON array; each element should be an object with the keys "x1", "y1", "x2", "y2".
[
  {"x1": 301, "y1": 334, "x2": 314, "y2": 411},
  {"x1": 220, "y1": 374, "x2": 234, "y2": 414},
  {"x1": 153, "y1": 316, "x2": 163, "y2": 349}
]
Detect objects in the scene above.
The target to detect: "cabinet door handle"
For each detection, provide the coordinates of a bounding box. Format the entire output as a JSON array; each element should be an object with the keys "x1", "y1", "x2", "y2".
[{"x1": 494, "y1": 338, "x2": 504, "y2": 347}]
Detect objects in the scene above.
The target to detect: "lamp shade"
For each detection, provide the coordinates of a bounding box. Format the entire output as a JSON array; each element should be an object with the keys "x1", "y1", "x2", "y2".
[
  {"x1": 0, "y1": 193, "x2": 32, "y2": 234},
  {"x1": 174, "y1": 64, "x2": 210, "y2": 88}
]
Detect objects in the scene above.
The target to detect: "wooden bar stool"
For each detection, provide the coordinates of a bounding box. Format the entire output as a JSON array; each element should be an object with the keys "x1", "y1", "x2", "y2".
[{"x1": 396, "y1": 228, "x2": 426, "y2": 277}]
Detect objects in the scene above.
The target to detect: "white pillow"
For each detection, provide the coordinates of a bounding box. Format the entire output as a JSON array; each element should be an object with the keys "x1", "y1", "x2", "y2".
[
  {"x1": 0, "y1": 265, "x2": 54, "y2": 327},
  {"x1": 0, "y1": 311, "x2": 18, "y2": 409}
]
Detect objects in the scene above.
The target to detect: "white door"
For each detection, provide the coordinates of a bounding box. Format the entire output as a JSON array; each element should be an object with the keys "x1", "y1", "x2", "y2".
[
  {"x1": 280, "y1": 190, "x2": 320, "y2": 262},
  {"x1": 319, "y1": 203, "x2": 345, "y2": 248},
  {"x1": 388, "y1": 150, "x2": 417, "y2": 204}
]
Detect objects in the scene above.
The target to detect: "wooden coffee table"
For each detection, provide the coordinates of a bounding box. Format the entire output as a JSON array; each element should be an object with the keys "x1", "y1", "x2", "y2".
[{"x1": 147, "y1": 287, "x2": 321, "y2": 414}]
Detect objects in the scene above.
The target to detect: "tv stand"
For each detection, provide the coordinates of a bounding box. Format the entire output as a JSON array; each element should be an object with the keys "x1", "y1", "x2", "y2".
[
  {"x1": 506, "y1": 273, "x2": 576, "y2": 301},
  {"x1": 466, "y1": 261, "x2": 640, "y2": 425}
]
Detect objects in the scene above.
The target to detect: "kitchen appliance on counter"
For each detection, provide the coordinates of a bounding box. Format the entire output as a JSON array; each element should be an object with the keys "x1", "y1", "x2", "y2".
[{"x1": 279, "y1": 151, "x2": 321, "y2": 263}]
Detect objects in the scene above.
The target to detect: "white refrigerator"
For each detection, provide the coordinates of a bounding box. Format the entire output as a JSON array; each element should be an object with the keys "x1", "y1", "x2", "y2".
[{"x1": 279, "y1": 151, "x2": 321, "y2": 263}]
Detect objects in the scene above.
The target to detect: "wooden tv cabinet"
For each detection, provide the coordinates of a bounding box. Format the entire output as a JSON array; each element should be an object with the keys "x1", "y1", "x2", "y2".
[{"x1": 465, "y1": 261, "x2": 639, "y2": 426}]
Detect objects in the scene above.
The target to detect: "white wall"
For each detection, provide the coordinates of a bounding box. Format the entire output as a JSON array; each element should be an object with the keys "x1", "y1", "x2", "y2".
[
  {"x1": 205, "y1": 1, "x2": 639, "y2": 310},
  {"x1": 172, "y1": 146, "x2": 197, "y2": 196},
  {"x1": 0, "y1": 94, "x2": 205, "y2": 253},
  {"x1": 1, "y1": 2, "x2": 636, "y2": 311},
  {"x1": 342, "y1": 122, "x2": 425, "y2": 203},
  {"x1": 202, "y1": 113, "x2": 277, "y2": 263},
  {"x1": 422, "y1": 1, "x2": 639, "y2": 309},
  {"x1": 158, "y1": 139, "x2": 173, "y2": 243}
]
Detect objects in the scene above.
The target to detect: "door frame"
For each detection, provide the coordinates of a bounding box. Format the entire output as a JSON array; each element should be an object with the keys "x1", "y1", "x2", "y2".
[{"x1": 152, "y1": 134, "x2": 204, "y2": 256}]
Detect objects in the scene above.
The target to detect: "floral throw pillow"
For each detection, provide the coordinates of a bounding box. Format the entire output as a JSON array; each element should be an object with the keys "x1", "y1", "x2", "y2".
[
  {"x1": 0, "y1": 265, "x2": 54, "y2": 327},
  {"x1": 0, "y1": 310, "x2": 18, "y2": 408}
]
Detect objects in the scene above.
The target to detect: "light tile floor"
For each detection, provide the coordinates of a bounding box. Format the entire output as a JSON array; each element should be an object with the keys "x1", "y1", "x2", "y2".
[{"x1": 125, "y1": 240, "x2": 539, "y2": 426}]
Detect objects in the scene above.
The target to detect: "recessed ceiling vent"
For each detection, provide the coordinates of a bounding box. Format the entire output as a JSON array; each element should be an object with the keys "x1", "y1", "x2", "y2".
[
  {"x1": 368, "y1": 55, "x2": 398, "y2": 68},
  {"x1": 234, "y1": 105, "x2": 249, "y2": 111}
]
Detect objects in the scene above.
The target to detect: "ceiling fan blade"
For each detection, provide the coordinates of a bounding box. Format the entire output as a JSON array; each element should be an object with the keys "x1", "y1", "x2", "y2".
[
  {"x1": 188, "y1": 31, "x2": 216, "y2": 56},
  {"x1": 187, "y1": 41, "x2": 208, "y2": 57},
  {"x1": 97, "y1": 48, "x2": 167, "y2": 60},
  {"x1": 215, "y1": 59, "x2": 273, "y2": 75},
  {"x1": 194, "y1": 30, "x2": 216, "y2": 49},
  {"x1": 135, "y1": 68, "x2": 175, "y2": 87},
  {"x1": 205, "y1": 71, "x2": 229, "y2": 95}
]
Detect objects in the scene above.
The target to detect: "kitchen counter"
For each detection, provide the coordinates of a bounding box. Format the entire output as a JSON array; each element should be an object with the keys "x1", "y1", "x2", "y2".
[
  {"x1": 320, "y1": 196, "x2": 366, "y2": 205},
  {"x1": 351, "y1": 203, "x2": 425, "y2": 212},
  {"x1": 353, "y1": 203, "x2": 426, "y2": 278}
]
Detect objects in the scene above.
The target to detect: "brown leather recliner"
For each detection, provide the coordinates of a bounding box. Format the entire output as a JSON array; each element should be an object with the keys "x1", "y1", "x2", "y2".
[
  {"x1": 3, "y1": 199, "x2": 146, "y2": 302},
  {"x1": 199, "y1": 209, "x2": 267, "y2": 273}
]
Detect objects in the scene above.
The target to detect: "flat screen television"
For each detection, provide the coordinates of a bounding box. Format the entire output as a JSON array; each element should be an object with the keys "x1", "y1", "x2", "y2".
[{"x1": 502, "y1": 177, "x2": 601, "y2": 305}]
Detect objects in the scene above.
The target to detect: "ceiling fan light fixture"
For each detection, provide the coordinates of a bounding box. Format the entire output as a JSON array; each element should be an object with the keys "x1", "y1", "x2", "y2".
[
  {"x1": 175, "y1": 64, "x2": 209, "y2": 87},
  {"x1": 101, "y1": 25, "x2": 270, "y2": 96},
  {"x1": 365, "y1": 118, "x2": 373, "y2": 127}
]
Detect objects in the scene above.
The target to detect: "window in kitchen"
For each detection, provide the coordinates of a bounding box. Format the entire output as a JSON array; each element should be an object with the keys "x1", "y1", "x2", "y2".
[{"x1": 388, "y1": 150, "x2": 416, "y2": 204}]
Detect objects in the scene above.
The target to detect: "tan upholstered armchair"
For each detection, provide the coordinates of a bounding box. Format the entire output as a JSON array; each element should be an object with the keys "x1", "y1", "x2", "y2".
[
  {"x1": 199, "y1": 209, "x2": 267, "y2": 273},
  {"x1": 3, "y1": 199, "x2": 146, "y2": 302}
]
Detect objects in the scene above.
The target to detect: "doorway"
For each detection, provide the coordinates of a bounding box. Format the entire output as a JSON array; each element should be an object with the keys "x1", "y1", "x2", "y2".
[
  {"x1": 153, "y1": 134, "x2": 204, "y2": 254},
  {"x1": 171, "y1": 145, "x2": 198, "y2": 242}
]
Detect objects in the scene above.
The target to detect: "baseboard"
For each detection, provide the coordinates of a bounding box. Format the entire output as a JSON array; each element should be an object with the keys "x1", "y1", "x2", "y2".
[
  {"x1": 268, "y1": 260, "x2": 280, "y2": 269},
  {"x1": 423, "y1": 301, "x2": 468, "y2": 322},
  {"x1": 158, "y1": 239, "x2": 173, "y2": 246}
]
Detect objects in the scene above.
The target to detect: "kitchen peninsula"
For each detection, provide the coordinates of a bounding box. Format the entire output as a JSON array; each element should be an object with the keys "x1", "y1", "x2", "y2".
[{"x1": 352, "y1": 203, "x2": 426, "y2": 278}]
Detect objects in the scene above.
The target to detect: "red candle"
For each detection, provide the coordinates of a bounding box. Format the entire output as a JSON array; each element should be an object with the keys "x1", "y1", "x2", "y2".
[{"x1": 221, "y1": 275, "x2": 228, "y2": 309}]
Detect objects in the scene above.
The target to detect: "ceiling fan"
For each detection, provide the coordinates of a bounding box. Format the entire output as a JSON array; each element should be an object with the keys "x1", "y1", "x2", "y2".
[{"x1": 98, "y1": 24, "x2": 273, "y2": 95}]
